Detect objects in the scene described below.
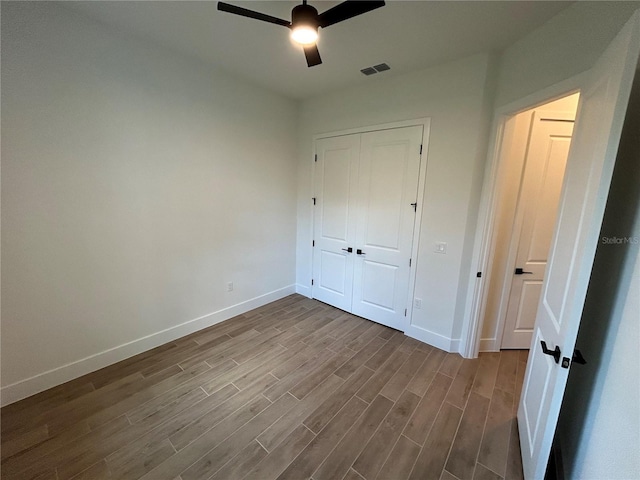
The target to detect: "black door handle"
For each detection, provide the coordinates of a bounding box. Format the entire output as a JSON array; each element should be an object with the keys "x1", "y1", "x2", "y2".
[
  {"x1": 515, "y1": 268, "x2": 534, "y2": 275},
  {"x1": 572, "y1": 349, "x2": 587, "y2": 365},
  {"x1": 540, "y1": 341, "x2": 561, "y2": 364},
  {"x1": 356, "y1": 249, "x2": 365, "y2": 255},
  {"x1": 341, "y1": 247, "x2": 353, "y2": 253}
]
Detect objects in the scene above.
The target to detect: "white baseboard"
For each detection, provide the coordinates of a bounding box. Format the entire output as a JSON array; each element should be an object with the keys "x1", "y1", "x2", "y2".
[
  {"x1": 404, "y1": 324, "x2": 457, "y2": 353},
  {"x1": 1, "y1": 285, "x2": 296, "y2": 407},
  {"x1": 295, "y1": 284, "x2": 312, "y2": 298},
  {"x1": 480, "y1": 338, "x2": 500, "y2": 352}
]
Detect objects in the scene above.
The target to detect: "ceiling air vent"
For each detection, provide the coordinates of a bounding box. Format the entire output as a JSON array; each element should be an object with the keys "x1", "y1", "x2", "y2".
[{"x1": 360, "y1": 63, "x2": 391, "y2": 76}]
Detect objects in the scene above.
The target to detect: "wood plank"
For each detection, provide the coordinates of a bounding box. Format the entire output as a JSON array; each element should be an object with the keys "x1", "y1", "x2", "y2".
[
  {"x1": 141, "y1": 395, "x2": 272, "y2": 480},
  {"x1": 473, "y1": 464, "x2": 502, "y2": 480},
  {"x1": 86, "y1": 361, "x2": 212, "y2": 429},
  {"x1": 445, "y1": 358, "x2": 480, "y2": 409},
  {"x1": 494, "y1": 350, "x2": 519, "y2": 394},
  {"x1": 98, "y1": 383, "x2": 242, "y2": 479},
  {"x1": 262, "y1": 348, "x2": 346, "y2": 402},
  {"x1": 275, "y1": 396, "x2": 368, "y2": 480},
  {"x1": 439, "y1": 353, "x2": 464, "y2": 378},
  {"x1": 471, "y1": 353, "x2": 501, "y2": 400},
  {"x1": 106, "y1": 437, "x2": 175, "y2": 480},
  {"x1": 70, "y1": 460, "x2": 112, "y2": 480},
  {"x1": 207, "y1": 440, "x2": 268, "y2": 480},
  {"x1": 505, "y1": 418, "x2": 524, "y2": 480},
  {"x1": 334, "y1": 336, "x2": 386, "y2": 380},
  {"x1": 344, "y1": 469, "x2": 367, "y2": 480},
  {"x1": 445, "y1": 392, "x2": 491, "y2": 480},
  {"x1": 375, "y1": 435, "x2": 421, "y2": 480},
  {"x1": 168, "y1": 375, "x2": 277, "y2": 451},
  {"x1": 313, "y1": 395, "x2": 393, "y2": 480},
  {"x1": 477, "y1": 387, "x2": 514, "y2": 477},
  {"x1": 257, "y1": 374, "x2": 343, "y2": 452},
  {"x1": 288, "y1": 351, "x2": 352, "y2": 400},
  {"x1": 403, "y1": 373, "x2": 453, "y2": 445},
  {"x1": 357, "y1": 350, "x2": 409, "y2": 403},
  {"x1": 352, "y1": 389, "x2": 421, "y2": 480},
  {"x1": 380, "y1": 349, "x2": 428, "y2": 402},
  {"x1": 303, "y1": 366, "x2": 374, "y2": 434},
  {"x1": 405, "y1": 349, "x2": 447, "y2": 397},
  {"x1": 365, "y1": 332, "x2": 405, "y2": 370},
  {"x1": 244, "y1": 425, "x2": 316, "y2": 480},
  {"x1": 0, "y1": 424, "x2": 49, "y2": 461},
  {"x1": 408, "y1": 402, "x2": 463, "y2": 480},
  {"x1": 180, "y1": 393, "x2": 297, "y2": 480}
]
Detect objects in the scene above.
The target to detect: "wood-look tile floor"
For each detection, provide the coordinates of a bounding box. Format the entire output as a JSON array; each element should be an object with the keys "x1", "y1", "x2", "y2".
[{"x1": 1, "y1": 294, "x2": 527, "y2": 480}]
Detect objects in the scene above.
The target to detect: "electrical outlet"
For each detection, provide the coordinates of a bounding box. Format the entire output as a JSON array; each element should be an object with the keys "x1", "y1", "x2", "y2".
[
  {"x1": 435, "y1": 242, "x2": 447, "y2": 254},
  {"x1": 414, "y1": 298, "x2": 422, "y2": 309},
  {"x1": 227, "y1": 282, "x2": 234, "y2": 292}
]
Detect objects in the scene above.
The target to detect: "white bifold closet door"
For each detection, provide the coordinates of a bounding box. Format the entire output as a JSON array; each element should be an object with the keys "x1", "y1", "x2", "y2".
[{"x1": 312, "y1": 125, "x2": 423, "y2": 331}]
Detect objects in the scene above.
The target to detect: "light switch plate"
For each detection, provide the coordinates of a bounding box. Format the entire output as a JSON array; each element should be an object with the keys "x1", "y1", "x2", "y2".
[{"x1": 435, "y1": 242, "x2": 447, "y2": 254}]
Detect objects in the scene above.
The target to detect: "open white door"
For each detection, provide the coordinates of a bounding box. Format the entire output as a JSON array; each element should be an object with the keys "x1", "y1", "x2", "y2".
[{"x1": 518, "y1": 12, "x2": 640, "y2": 480}]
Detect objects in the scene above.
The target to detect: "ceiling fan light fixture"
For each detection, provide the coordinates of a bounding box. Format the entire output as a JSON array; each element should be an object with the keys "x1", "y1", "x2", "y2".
[{"x1": 291, "y1": 25, "x2": 318, "y2": 45}]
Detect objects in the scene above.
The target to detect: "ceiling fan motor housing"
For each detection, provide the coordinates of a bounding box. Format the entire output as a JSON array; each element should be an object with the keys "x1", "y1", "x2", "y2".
[{"x1": 291, "y1": 4, "x2": 319, "y2": 30}]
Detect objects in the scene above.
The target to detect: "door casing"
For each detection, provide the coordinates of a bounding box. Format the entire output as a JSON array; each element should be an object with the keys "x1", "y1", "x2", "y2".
[{"x1": 460, "y1": 75, "x2": 587, "y2": 359}]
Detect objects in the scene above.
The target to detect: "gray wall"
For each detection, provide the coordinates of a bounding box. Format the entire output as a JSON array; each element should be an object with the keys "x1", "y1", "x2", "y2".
[{"x1": 1, "y1": 2, "x2": 298, "y2": 404}]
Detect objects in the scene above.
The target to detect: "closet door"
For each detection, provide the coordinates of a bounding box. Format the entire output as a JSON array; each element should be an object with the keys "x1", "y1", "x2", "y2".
[
  {"x1": 311, "y1": 135, "x2": 361, "y2": 311},
  {"x1": 351, "y1": 126, "x2": 423, "y2": 330}
]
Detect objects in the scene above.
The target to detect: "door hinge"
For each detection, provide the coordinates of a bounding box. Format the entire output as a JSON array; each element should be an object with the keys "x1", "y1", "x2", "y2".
[
  {"x1": 314, "y1": 154, "x2": 317, "y2": 162},
  {"x1": 476, "y1": 272, "x2": 482, "y2": 278},
  {"x1": 409, "y1": 258, "x2": 412, "y2": 267},
  {"x1": 311, "y1": 279, "x2": 314, "y2": 286},
  {"x1": 404, "y1": 308, "x2": 407, "y2": 316},
  {"x1": 312, "y1": 240, "x2": 315, "y2": 247},
  {"x1": 312, "y1": 197, "x2": 316, "y2": 205},
  {"x1": 420, "y1": 144, "x2": 423, "y2": 155}
]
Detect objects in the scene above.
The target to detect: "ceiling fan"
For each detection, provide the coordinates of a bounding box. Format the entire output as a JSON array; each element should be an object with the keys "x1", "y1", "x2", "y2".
[{"x1": 217, "y1": 1, "x2": 386, "y2": 67}]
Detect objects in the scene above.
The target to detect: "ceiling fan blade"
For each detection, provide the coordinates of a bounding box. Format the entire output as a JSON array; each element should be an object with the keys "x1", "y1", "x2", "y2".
[
  {"x1": 217, "y1": 2, "x2": 291, "y2": 28},
  {"x1": 317, "y1": 1, "x2": 385, "y2": 29},
  {"x1": 303, "y1": 44, "x2": 322, "y2": 67}
]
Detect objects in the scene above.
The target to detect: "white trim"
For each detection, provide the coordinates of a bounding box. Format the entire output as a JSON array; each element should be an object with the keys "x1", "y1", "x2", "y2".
[
  {"x1": 479, "y1": 338, "x2": 500, "y2": 352},
  {"x1": 404, "y1": 324, "x2": 458, "y2": 353},
  {"x1": 314, "y1": 117, "x2": 431, "y2": 141},
  {"x1": 310, "y1": 118, "x2": 431, "y2": 335},
  {"x1": 460, "y1": 73, "x2": 588, "y2": 358},
  {"x1": 1, "y1": 285, "x2": 296, "y2": 406},
  {"x1": 295, "y1": 283, "x2": 312, "y2": 298}
]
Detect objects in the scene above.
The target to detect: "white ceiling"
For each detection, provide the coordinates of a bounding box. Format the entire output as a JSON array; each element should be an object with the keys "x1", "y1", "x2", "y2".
[{"x1": 63, "y1": 1, "x2": 574, "y2": 100}]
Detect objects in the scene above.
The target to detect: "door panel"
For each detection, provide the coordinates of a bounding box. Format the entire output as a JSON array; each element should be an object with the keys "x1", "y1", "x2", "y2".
[
  {"x1": 360, "y1": 260, "x2": 398, "y2": 311},
  {"x1": 312, "y1": 135, "x2": 360, "y2": 311},
  {"x1": 352, "y1": 126, "x2": 423, "y2": 330},
  {"x1": 518, "y1": 13, "x2": 640, "y2": 480},
  {"x1": 321, "y1": 149, "x2": 352, "y2": 241},
  {"x1": 502, "y1": 112, "x2": 574, "y2": 349}
]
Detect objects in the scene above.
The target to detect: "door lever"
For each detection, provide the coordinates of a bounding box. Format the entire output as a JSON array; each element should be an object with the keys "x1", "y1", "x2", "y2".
[
  {"x1": 341, "y1": 247, "x2": 353, "y2": 253},
  {"x1": 356, "y1": 249, "x2": 366, "y2": 255},
  {"x1": 540, "y1": 341, "x2": 561, "y2": 364},
  {"x1": 572, "y1": 348, "x2": 587, "y2": 365},
  {"x1": 515, "y1": 268, "x2": 534, "y2": 275}
]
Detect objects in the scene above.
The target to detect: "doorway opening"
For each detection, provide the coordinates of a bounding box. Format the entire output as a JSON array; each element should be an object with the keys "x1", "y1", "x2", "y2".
[{"x1": 479, "y1": 92, "x2": 580, "y2": 353}]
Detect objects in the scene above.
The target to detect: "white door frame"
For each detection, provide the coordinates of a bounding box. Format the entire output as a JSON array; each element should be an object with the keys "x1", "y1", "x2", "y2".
[
  {"x1": 310, "y1": 118, "x2": 431, "y2": 333},
  {"x1": 460, "y1": 76, "x2": 587, "y2": 358}
]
